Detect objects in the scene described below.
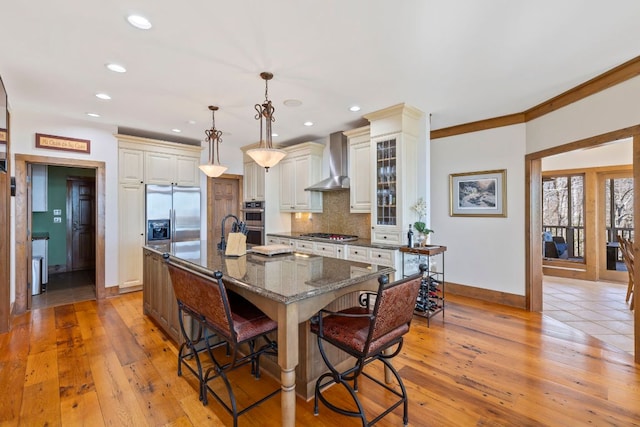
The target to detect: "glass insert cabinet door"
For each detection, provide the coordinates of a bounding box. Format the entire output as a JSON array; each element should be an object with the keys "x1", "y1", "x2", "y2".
[{"x1": 376, "y1": 138, "x2": 397, "y2": 226}]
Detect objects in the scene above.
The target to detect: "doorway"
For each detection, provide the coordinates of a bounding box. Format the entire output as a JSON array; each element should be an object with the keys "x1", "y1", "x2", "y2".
[
  {"x1": 526, "y1": 126, "x2": 640, "y2": 363},
  {"x1": 31, "y1": 171, "x2": 96, "y2": 309},
  {"x1": 206, "y1": 174, "x2": 242, "y2": 251},
  {"x1": 13, "y1": 154, "x2": 106, "y2": 315}
]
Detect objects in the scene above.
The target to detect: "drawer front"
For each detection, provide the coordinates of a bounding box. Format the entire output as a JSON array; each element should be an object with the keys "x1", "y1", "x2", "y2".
[
  {"x1": 266, "y1": 235, "x2": 281, "y2": 245},
  {"x1": 369, "y1": 249, "x2": 394, "y2": 267},
  {"x1": 346, "y1": 246, "x2": 370, "y2": 263},
  {"x1": 372, "y1": 230, "x2": 401, "y2": 245},
  {"x1": 313, "y1": 242, "x2": 342, "y2": 258},
  {"x1": 295, "y1": 240, "x2": 315, "y2": 254}
]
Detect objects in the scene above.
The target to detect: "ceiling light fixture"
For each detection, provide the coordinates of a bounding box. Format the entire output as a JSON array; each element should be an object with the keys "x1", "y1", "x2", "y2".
[
  {"x1": 95, "y1": 93, "x2": 111, "y2": 100},
  {"x1": 86, "y1": 112, "x2": 100, "y2": 118},
  {"x1": 247, "y1": 72, "x2": 287, "y2": 172},
  {"x1": 199, "y1": 105, "x2": 228, "y2": 178},
  {"x1": 349, "y1": 105, "x2": 361, "y2": 112},
  {"x1": 304, "y1": 121, "x2": 314, "y2": 127},
  {"x1": 127, "y1": 15, "x2": 152, "y2": 30},
  {"x1": 106, "y1": 63, "x2": 127, "y2": 73}
]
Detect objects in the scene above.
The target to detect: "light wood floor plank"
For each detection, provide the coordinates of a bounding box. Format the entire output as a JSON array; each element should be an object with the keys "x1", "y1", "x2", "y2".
[{"x1": 0, "y1": 291, "x2": 638, "y2": 426}]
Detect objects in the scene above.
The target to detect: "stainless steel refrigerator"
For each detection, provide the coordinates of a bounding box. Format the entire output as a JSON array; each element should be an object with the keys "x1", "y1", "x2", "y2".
[{"x1": 145, "y1": 185, "x2": 201, "y2": 250}]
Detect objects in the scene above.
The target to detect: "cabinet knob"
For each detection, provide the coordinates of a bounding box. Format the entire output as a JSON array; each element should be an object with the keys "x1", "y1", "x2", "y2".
[
  {"x1": 377, "y1": 254, "x2": 381, "y2": 257},
  {"x1": 383, "y1": 236, "x2": 387, "y2": 239}
]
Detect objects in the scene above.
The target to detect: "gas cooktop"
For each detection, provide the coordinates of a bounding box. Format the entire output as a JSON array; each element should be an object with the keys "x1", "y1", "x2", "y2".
[{"x1": 300, "y1": 232, "x2": 359, "y2": 242}]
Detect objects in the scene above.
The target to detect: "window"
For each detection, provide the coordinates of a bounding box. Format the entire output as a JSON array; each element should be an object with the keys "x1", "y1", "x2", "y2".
[
  {"x1": 604, "y1": 177, "x2": 634, "y2": 243},
  {"x1": 542, "y1": 174, "x2": 585, "y2": 260}
]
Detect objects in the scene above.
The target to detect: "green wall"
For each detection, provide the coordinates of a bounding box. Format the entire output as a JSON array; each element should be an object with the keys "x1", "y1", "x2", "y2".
[{"x1": 32, "y1": 166, "x2": 95, "y2": 269}]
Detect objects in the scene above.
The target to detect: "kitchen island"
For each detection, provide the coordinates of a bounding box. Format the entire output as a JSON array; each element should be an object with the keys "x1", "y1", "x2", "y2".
[{"x1": 143, "y1": 240, "x2": 394, "y2": 427}]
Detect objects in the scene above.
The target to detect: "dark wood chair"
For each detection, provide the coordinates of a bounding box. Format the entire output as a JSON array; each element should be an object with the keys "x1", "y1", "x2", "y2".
[
  {"x1": 311, "y1": 264, "x2": 427, "y2": 426},
  {"x1": 166, "y1": 257, "x2": 279, "y2": 427}
]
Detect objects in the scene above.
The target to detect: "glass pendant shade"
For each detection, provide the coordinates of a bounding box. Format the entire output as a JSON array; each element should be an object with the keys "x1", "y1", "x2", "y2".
[
  {"x1": 246, "y1": 147, "x2": 286, "y2": 169},
  {"x1": 199, "y1": 105, "x2": 227, "y2": 177},
  {"x1": 199, "y1": 163, "x2": 227, "y2": 177},
  {"x1": 252, "y1": 72, "x2": 286, "y2": 171}
]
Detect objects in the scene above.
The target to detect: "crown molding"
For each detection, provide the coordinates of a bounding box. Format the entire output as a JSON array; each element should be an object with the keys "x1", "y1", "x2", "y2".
[{"x1": 431, "y1": 55, "x2": 640, "y2": 140}]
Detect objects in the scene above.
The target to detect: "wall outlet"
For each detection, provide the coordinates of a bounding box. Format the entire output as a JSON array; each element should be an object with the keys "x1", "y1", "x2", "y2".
[
  {"x1": 53, "y1": 217, "x2": 62, "y2": 223},
  {"x1": 53, "y1": 209, "x2": 61, "y2": 215}
]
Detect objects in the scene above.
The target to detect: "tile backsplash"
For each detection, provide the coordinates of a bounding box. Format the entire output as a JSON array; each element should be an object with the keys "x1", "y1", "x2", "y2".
[{"x1": 291, "y1": 191, "x2": 371, "y2": 239}]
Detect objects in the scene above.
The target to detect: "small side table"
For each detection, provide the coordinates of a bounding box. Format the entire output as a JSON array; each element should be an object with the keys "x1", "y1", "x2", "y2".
[{"x1": 400, "y1": 245, "x2": 447, "y2": 326}]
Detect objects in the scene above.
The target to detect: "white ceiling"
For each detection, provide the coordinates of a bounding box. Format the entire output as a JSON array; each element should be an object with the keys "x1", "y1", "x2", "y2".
[{"x1": 2, "y1": 1, "x2": 640, "y2": 149}]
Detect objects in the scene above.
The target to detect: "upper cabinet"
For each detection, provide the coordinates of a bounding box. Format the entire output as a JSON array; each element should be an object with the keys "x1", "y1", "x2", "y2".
[
  {"x1": 117, "y1": 134, "x2": 202, "y2": 187},
  {"x1": 279, "y1": 142, "x2": 323, "y2": 212},
  {"x1": 243, "y1": 161, "x2": 265, "y2": 201},
  {"x1": 119, "y1": 148, "x2": 144, "y2": 184},
  {"x1": 344, "y1": 126, "x2": 371, "y2": 213},
  {"x1": 364, "y1": 104, "x2": 425, "y2": 245},
  {"x1": 145, "y1": 152, "x2": 199, "y2": 186}
]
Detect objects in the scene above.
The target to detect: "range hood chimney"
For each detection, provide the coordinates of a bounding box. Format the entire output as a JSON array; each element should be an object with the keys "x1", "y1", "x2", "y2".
[{"x1": 305, "y1": 132, "x2": 350, "y2": 192}]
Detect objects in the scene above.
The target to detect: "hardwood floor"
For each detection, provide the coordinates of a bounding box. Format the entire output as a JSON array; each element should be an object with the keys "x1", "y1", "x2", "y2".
[{"x1": 1, "y1": 291, "x2": 638, "y2": 426}]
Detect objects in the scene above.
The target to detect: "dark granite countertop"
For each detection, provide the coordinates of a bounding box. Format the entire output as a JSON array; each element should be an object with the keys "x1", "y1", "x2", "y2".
[
  {"x1": 266, "y1": 231, "x2": 404, "y2": 250},
  {"x1": 144, "y1": 240, "x2": 394, "y2": 304}
]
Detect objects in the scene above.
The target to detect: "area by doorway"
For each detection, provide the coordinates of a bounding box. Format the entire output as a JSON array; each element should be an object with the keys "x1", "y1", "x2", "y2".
[{"x1": 13, "y1": 154, "x2": 106, "y2": 315}]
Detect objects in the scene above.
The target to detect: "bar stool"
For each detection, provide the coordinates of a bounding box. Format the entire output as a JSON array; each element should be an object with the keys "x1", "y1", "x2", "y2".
[
  {"x1": 311, "y1": 264, "x2": 427, "y2": 426},
  {"x1": 166, "y1": 258, "x2": 279, "y2": 427}
]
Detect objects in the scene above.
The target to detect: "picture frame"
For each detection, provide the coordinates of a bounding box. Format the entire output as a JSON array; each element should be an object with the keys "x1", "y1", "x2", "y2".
[
  {"x1": 449, "y1": 169, "x2": 507, "y2": 217},
  {"x1": 35, "y1": 133, "x2": 90, "y2": 154}
]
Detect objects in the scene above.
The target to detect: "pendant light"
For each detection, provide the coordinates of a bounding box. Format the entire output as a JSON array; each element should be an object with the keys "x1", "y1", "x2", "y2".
[
  {"x1": 199, "y1": 105, "x2": 228, "y2": 178},
  {"x1": 247, "y1": 72, "x2": 286, "y2": 171}
]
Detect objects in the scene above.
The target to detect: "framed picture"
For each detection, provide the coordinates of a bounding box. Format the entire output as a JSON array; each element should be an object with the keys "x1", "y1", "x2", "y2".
[
  {"x1": 35, "y1": 133, "x2": 90, "y2": 154},
  {"x1": 449, "y1": 169, "x2": 507, "y2": 217}
]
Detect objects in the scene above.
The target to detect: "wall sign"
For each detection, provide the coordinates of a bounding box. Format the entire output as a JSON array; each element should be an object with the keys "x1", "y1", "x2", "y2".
[{"x1": 35, "y1": 133, "x2": 91, "y2": 154}]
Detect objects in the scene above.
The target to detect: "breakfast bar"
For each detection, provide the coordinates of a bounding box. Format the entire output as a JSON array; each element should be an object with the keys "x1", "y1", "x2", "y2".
[{"x1": 143, "y1": 241, "x2": 394, "y2": 427}]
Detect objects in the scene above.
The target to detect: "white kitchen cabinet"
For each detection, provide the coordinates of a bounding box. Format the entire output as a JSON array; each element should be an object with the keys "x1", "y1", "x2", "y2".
[
  {"x1": 294, "y1": 239, "x2": 315, "y2": 254},
  {"x1": 313, "y1": 241, "x2": 345, "y2": 259},
  {"x1": 175, "y1": 155, "x2": 200, "y2": 186},
  {"x1": 31, "y1": 164, "x2": 48, "y2": 212},
  {"x1": 345, "y1": 244, "x2": 399, "y2": 270},
  {"x1": 279, "y1": 142, "x2": 323, "y2": 213},
  {"x1": 118, "y1": 148, "x2": 144, "y2": 184},
  {"x1": 117, "y1": 134, "x2": 202, "y2": 291},
  {"x1": 243, "y1": 161, "x2": 265, "y2": 201},
  {"x1": 345, "y1": 126, "x2": 371, "y2": 213},
  {"x1": 364, "y1": 104, "x2": 424, "y2": 245},
  {"x1": 144, "y1": 149, "x2": 200, "y2": 186},
  {"x1": 119, "y1": 182, "x2": 145, "y2": 289}
]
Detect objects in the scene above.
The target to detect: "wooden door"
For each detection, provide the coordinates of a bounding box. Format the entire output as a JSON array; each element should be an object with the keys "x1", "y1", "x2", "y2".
[
  {"x1": 67, "y1": 177, "x2": 95, "y2": 271},
  {"x1": 208, "y1": 177, "x2": 240, "y2": 250}
]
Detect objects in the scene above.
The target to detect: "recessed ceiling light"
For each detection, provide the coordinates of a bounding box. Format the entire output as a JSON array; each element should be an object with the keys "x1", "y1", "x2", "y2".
[
  {"x1": 272, "y1": 133, "x2": 279, "y2": 137},
  {"x1": 86, "y1": 112, "x2": 100, "y2": 118},
  {"x1": 127, "y1": 14, "x2": 152, "y2": 30},
  {"x1": 283, "y1": 99, "x2": 302, "y2": 107},
  {"x1": 95, "y1": 93, "x2": 111, "y2": 100},
  {"x1": 187, "y1": 120, "x2": 196, "y2": 125},
  {"x1": 304, "y1": 121, "x2": 314, "y2": 127},
  {"x1": 171, "y1": 128, "x2": 182, "y2": 133},
  {"x1": 349, "y1": 105, "x2": 361, "y2": 112},
  {"x1": 106, "y1": 63, "x2": 127, "y2": 73}
]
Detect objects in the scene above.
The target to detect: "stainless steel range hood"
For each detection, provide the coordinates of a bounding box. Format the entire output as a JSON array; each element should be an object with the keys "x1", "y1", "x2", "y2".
[{"x1": 305, "y1": 132, "x2": 350, "y2": 192}]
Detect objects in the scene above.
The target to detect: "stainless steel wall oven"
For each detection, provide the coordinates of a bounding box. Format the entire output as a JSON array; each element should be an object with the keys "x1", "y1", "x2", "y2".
[{"x1": 241, "y1": 201, "x2": 265, "y2": 246}]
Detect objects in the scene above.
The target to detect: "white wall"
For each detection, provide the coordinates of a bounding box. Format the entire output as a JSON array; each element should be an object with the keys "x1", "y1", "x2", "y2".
[
  {"x1": 431, "y1": 124, "x2": 527, "y2": 295},
  {"x1": 9, "y1": 110, "x2": 119, "y2": 304},
  {"x1": 527, "y1": 76, "x2": 640, "y2": 153},
  {"x1": 542, "y1": 138, "x2": 632, "y2": 171}
]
